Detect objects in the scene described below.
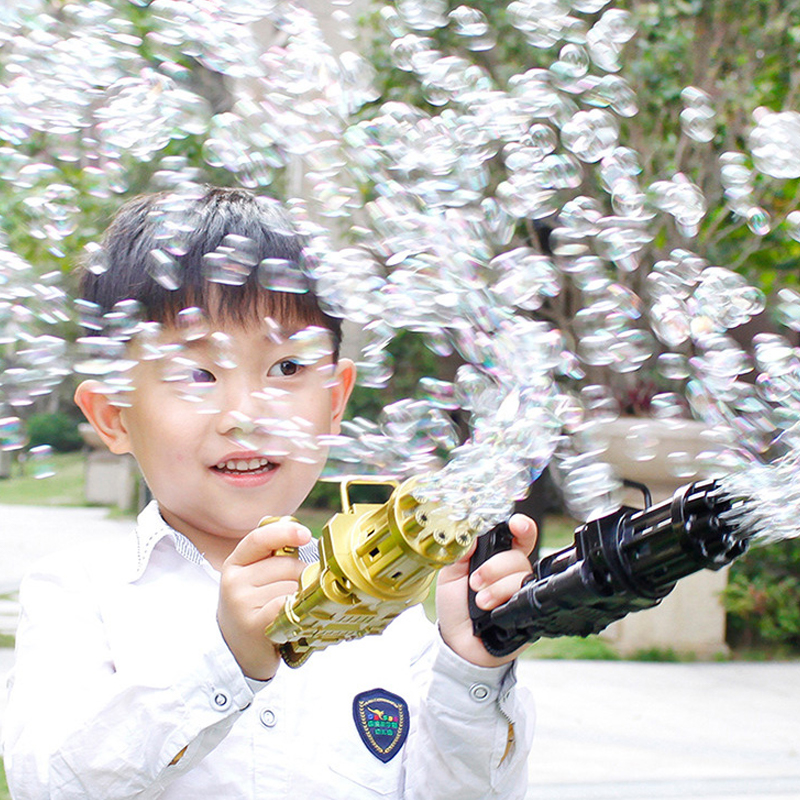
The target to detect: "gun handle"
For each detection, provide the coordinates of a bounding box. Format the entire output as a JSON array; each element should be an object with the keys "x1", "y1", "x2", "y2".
[{"x1": 468, "y1": 521, "x2": 514, "y2": 634}]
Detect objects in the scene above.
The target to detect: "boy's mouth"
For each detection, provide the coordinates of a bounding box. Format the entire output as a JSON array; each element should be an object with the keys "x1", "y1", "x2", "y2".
[{"x1": 212, "y1": 456, "x2": 277, "y2": 475}]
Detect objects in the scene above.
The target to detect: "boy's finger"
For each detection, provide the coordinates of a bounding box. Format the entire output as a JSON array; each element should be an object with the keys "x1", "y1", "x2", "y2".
[
  {"x1": 250, "y1": 580, "x2": 304, "y2": 613},
  {"x1": 507, "y1": 513, "x2": 538, "y2": 556},
  {"x1": 237, "y1": 553, "x2": 307, "y2": 589},
  {"x1": 226, "y1": 521, "x2": 311, "y2": 568},
  {"x1": 472, "y1": 571, "x2": 531, "y2": 610},
  {"x1": 469, "y1": 547, "x2": 532, "y2": 591},
  {"x1": 259, "y1": 593, "x2": 298, "y2": 633}
]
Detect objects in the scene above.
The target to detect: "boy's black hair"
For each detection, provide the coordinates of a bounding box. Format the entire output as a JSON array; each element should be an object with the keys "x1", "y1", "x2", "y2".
[{"x1": 80, "y1": 187, "x2": 342, "y2": 356}]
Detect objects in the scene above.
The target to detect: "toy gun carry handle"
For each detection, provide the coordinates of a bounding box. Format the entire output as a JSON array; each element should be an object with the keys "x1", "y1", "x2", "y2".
[{"x1": 468, "y1": 520, "x2": 515, "y2": 640}]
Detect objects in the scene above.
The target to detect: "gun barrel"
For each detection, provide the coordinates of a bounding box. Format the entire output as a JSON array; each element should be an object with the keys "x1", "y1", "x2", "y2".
[{"x1": 473, "y1": 478, "x2": 752, "y2": 658}]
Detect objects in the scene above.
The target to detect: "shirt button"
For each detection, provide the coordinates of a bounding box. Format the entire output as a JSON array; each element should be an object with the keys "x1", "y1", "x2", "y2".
[
  {"x1": 469, "y1": 683, "x2": 491, "y2": 703},
  {"x1": 212, "y1": 691, "x2": 231, "y2": 711},
  {"x1": 259, "y1": 707, "x2": 277, "y2": 728}
]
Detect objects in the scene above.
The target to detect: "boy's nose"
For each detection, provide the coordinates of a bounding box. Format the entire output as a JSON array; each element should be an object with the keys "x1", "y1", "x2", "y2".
[{"x1": 215, "y1": 383, "x2": 290, "y2": 439}]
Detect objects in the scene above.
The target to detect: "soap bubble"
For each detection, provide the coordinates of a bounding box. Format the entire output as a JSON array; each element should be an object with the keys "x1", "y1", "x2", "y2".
[
  {"x1": 28, "y1": 444, "x2": 55, "y2": 479},
  {"x1": 147, "y1": 249, "x2": 182, "y2": 291},
  {"x1": 785, "y1": 210, "x2": 800, "y2": 242},
  {"x1": 396, "y1": 0, "x2": 449, "y2": 32},
  {"x1": 0, "y1": 417, "x2": 26, "y2": 451},
  {"x1": 561, "y1": 109, "x2": 619, "y2": 163},
  {"x1": 749, "y1": 109, "x2": 800, "y2": 179},
  {"x1": 680, "y1": 86, "x2": 715, "y2": 143},
  {"x1": 775, "y1": 288, "x2": 800, "y2": 331}
]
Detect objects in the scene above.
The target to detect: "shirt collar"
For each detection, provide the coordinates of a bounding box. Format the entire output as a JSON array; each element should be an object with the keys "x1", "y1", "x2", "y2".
[
  {"x1": 131, "y1": 500, "x2": 208, "y2": 582},
  {"x1": 129, "y1": 501, "x2": 321, "y2": 582}
]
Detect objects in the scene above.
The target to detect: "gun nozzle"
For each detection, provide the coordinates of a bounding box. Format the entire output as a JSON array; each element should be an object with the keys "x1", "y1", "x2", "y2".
[{"x1": 455, "y1": 530, "x2": 473, "y2": 547}]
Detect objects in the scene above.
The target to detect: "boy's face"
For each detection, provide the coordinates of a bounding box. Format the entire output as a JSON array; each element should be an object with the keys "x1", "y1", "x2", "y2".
[{"x1": 78, "y1": 314, "x2": 355, "y2": 560}]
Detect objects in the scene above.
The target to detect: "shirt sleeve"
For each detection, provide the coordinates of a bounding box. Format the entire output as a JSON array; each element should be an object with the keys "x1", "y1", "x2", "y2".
[
  {"x1": 2, "y1": 555, "x2": 254, "y2": 800},
  {"x1": 401, "y1": 628, "x2": 535, "y2": 800}
]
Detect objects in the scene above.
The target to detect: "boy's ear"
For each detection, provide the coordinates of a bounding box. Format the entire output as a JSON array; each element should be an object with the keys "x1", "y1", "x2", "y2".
[
  {"x1": 330, "y1": 358, "x2": 356, "y2": 432},
  {"x1": 73, "y1": 380, "x2": 132, "y2": 455}
]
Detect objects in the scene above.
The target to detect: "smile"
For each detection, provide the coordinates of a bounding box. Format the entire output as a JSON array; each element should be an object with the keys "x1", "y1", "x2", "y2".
[{"x1": 212, "y1": 457, "x2": 276, "y2": 475}]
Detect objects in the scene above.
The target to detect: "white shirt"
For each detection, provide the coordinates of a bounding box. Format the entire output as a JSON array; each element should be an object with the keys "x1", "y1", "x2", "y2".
[{"x1": 3, "y1": 502, "x2": 535, "y2": 799}]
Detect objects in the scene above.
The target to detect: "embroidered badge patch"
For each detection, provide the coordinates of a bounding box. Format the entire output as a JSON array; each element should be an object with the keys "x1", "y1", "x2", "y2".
[{"x1": 352, "y1": 688, "x2": 410, "y2": 763}]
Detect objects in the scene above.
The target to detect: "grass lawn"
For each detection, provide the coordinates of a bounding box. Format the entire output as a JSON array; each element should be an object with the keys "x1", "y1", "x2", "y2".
[
  {"x1": 0, "y1": 760, "x2": 8, "y2": 800},
  {"x1": 0, "y1": 451, "x2": 86, "y2": 506}
]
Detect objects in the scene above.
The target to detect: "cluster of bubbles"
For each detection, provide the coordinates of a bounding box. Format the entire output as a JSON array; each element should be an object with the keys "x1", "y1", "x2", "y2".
[
  {"x1": 0, "y1": 0, "x2": 799, "y2": 540},
  {"x1": 0, "y1": 232, "x2": 70, "y2": 462}
]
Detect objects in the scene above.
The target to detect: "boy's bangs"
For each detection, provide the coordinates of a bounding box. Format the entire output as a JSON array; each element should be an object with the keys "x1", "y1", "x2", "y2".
[{"x1": 155, "y1": 278, "x2": 335, "y2": 338}]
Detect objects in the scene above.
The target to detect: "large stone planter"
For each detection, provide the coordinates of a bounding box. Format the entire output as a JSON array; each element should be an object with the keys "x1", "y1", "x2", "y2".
[
  {"x1": 597, "y1": 417, "x2": 731, "y2": 658},
  {"x1": 80, "y1": 423, "x2": 140, "y2": 511}
]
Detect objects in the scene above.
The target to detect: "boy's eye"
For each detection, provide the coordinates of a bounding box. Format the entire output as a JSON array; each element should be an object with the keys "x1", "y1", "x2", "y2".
[
  {"x1": 190, "y1": 367, "x2": 216, "y2": 384},
  {"x1": 268, "y1": 359, "x2": 301, "y2": 377}
]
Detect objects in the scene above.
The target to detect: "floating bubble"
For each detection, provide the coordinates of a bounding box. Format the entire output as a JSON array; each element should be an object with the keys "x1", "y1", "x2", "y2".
[
  {"x1": 572, "y1": 0, "x2": 611, "y2": 11},
  {"x1": 209, "y1": 331, "x2": 238, "y2": 370},
  {"x1": 657, "y1": 352, "x2": 690, "y2": 381},
  {"x1": 0, "y1": 416, "x2": 26, "y2": 451},
  {"x1": 418, "y1": 377, "x2": 458, "y2": 409},
  {"x1": 580, "y1": 384, "x2": 619, "y2": 422},
  {"x1": 561, "y1": 109, "x2": 619, "y2": 163},
  {"x1": 691, "y1": 267, "x2": 765, "y2": 333},
  {"x1": 561, "y1": 459, "x2": 623, "y2": 521},
  {"x1": 648, "y1": 173, "x2": 706, "y2": 237},
  {"x1": 650, "y1": 295, "x2": 691, "y2": 347},
  {"x1": 176, "y1": 307, "x2": 209, "y2": 342},
  {"x1": 650, "y1": 392, "x2": 686, "y2": 419},
  {"x1": 258, "y1": 258, "x2": 309, "y2": 294},
  {"x1": 355, "y1": 352, "x2": 394, "y2": 389},
  {"x1": 147, "y1": 249, "x2": 182, "y2": 291},
  {"x1": 785, "y1": 210, "x2": 800, "y2": 242},
  {"x1": 448, "y1": 5, "x2": 490, "y2": 38},
  {"x1": 491, "y1": 249, "x2": 560, "y2": 310},
  {"x1": 666, "y1": 449, "x2": 697, "y2": 479},
  {"x1": 775, "y1": 288, "x2": 800, "y2": 331},
  {"x1": 551, "y1": 43, "x2": 590, "y2": 81},
  {"x1": 749, "y1": 108, "x2": 800, "y2": 179},
  {"x1": 680, "y1": 86, "x2": 715, "y2": 143},
  {"x1": 396, "y1": 0, "x2": 449, "y2": 32},
  {"x1": 288, "y1": 326, "x2": 334, "y2": 365},
  {"x1": 28, "y1": 444, "x2": 55, "y2": 479},
  {"x1": 625, "y1": 423, "x2": 659, "y2": 461},
  {"x1": 746, "y1": 206, "x2": 771, "y2": 236}
]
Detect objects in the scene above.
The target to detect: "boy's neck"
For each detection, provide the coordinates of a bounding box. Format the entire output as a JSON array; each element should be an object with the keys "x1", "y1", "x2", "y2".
[{"x1": 158, "y1": 503, "x2": 240, "y2": 571}]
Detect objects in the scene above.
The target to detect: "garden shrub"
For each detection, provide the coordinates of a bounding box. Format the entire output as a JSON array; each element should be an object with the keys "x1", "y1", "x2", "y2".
[
  {"x1": 723, "y1": 539, "x2": 800, "y2": 652},
  {"x1": 25, "y1": 412, "x2": 84, "y2": 453}
]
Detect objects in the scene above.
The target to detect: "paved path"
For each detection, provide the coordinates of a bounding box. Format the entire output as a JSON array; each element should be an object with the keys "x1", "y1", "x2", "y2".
[
  {"x1": 0, "y1": 503, "x2": 134, "y2": 595},
  {"x1": 1, "y1": 503, "x2": 799, "y2": 799},
  {"x1": 521, "y1": 659, "x2": 800, "y2": 799}
]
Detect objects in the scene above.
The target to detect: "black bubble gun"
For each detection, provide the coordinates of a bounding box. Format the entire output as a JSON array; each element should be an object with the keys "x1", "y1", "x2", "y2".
[{"x1": 468, "y1": 479, "x2": 752, "y2": 658}]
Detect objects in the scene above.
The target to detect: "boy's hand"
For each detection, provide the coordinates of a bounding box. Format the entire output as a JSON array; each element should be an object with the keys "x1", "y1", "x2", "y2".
[
  {"x1": 217, "y1": 519, "x2": 311, "y2": 682},
  {"x1": 436, "y1": 514, "x2": 537, "y2": 668}
]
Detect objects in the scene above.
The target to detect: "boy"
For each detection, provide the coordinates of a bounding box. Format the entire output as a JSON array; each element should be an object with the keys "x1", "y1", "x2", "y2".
[{"x1": 3, "y1": 188, "x2": 537, "y2": 798}]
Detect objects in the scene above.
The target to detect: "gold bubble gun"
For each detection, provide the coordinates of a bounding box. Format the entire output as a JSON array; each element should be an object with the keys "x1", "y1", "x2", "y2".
[{"x1": 264, "y1": 476, "x2": 477, "y2": 667}]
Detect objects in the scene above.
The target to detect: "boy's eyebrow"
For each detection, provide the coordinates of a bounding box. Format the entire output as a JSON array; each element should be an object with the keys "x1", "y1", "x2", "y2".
[
  {"x1": 173, "y1": 337, "x2": 212, "y2": 354},
  {"x1": 162, "y1": 323, "x2": 332, "y2": 353}
]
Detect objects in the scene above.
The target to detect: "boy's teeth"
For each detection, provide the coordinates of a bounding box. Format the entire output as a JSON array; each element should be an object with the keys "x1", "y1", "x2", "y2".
[{"x1": 221, "y1": 458, "x2": 270, "y2": 472}]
